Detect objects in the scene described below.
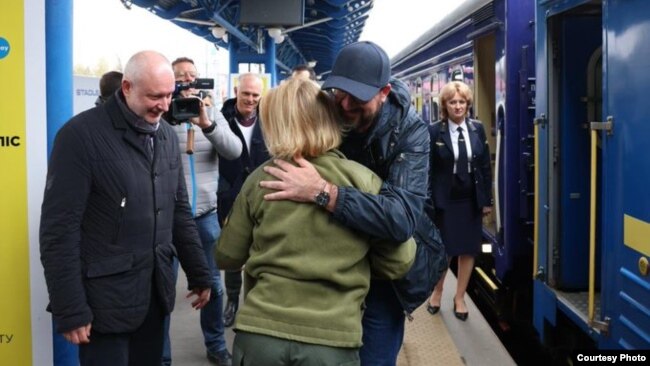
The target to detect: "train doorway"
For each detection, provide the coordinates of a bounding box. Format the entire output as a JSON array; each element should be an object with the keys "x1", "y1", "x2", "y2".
[
  {"x1": 545, "y1": 2, "x2": 603, "y2": 319},
  {"x1": 474, "y1": 33, "x2": 497, "y2": 236}
]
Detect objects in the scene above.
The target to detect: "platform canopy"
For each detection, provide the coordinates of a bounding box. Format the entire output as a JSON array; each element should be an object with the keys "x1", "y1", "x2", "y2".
[{"x1": 126, "y1": 0, "x2": 374, "y2": 79}]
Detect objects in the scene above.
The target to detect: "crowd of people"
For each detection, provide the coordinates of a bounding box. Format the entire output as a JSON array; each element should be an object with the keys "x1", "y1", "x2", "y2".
[{"x1": 40, "y1": 41, "x2": 492, "y2": 366}]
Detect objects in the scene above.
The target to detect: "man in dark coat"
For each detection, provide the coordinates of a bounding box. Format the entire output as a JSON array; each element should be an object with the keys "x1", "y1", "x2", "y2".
[{"x1": 40, "y1": 50, "x2": 212, "y2": 366}]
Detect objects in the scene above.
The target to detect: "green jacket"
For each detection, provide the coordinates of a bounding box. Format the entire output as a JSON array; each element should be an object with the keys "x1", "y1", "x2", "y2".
[{"x1": 216, "y1": 150, "x2": 415, "y2": 348}]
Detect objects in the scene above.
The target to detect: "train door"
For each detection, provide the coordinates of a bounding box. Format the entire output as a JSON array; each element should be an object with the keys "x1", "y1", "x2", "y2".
[
  {"x1": 600, "y1": 0, "x2": 650, "y2": 349},
  {"x1": 543, "y1": 1, "x2": 603, "y2": 327},
  {"x1": 474, "y1": 33, "x2": 497, "y2": 237}
]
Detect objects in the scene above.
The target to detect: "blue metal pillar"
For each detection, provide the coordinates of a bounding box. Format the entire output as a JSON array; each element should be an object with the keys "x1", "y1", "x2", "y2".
[
  {"x1": 229, "y1": 40, "x2": 239, "y2": 74},
  {"x1": 46, "y1": 0, "x2": 77, "y2": 364},
  {"x1": 264, "y1": 35, "x2": 277, "y2": 86},
  {"x1": 46, "y1": 0, "x2": 73, "y2": 157},
  {"x1": 228, "y1": 40, "x2": 239, "y2": 96}
]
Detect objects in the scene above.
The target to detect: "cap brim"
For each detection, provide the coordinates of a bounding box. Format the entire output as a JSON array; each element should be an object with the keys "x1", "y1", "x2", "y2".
[{"x1": 322, "y1": 75, "x2": 380, "y2": 103}]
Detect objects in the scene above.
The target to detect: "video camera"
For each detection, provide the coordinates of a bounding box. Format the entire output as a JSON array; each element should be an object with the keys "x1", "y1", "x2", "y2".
[{"x1": 169, "y1": 78, "x2": 215, "y2": 124}]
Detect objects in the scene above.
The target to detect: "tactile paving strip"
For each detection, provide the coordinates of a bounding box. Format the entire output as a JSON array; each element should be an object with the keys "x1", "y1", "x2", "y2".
[{"x1": 397, "y1": 304, "x2": 464, "y2": 366}]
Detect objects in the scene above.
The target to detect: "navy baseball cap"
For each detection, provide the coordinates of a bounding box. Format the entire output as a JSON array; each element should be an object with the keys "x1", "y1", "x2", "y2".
[{"x1": 322, "y1": 41, "x2": 390, "y2": 103}]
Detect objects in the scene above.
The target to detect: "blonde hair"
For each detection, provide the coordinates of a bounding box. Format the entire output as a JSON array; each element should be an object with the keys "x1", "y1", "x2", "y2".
[
  {"x1": 439, "y1": 81, "x2": 473, "y2": 120},
  {"x1": 259, "y1": 78, "x2": 342, "y2": 159}
]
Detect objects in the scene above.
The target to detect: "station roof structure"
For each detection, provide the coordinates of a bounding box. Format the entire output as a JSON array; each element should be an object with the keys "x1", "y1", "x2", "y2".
[{"x1": 125, "y1": 0, "x2": 375, "y2": 79}]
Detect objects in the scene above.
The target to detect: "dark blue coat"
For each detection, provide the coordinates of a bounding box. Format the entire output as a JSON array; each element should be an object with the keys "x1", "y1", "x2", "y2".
[
  {"x1": 217, "y1": 98, "x2": 270, "y2": 225},
  {"x1": 40, "y1": 94, "x2": 212, "y2": 334}
]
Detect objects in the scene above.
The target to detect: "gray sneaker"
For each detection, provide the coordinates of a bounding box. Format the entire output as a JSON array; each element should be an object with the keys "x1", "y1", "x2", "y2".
[{"x1": 207, "y1": 350, "x2": 232, "y2": 366}]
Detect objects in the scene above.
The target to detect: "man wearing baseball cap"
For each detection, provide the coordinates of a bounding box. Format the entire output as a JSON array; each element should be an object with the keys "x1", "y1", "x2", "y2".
[{"x1": 261, "y1": 41, "x2": 442, "y2": 365}]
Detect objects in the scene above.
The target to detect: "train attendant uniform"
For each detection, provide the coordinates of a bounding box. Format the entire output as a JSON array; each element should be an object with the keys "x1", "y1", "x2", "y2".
[{"x1": 429, "y1": 118, "x2": 493, "y2": 256}]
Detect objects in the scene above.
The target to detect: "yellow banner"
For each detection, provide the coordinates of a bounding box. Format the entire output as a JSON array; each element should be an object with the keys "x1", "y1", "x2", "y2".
[{"x1": 0, "y1": 1, "x2": 32, "y2": 365}]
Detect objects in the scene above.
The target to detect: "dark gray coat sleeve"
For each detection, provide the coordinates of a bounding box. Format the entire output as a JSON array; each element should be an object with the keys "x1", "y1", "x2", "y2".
[{"x1": 39, "y1": 124, "x2": 94, "y2": 332}]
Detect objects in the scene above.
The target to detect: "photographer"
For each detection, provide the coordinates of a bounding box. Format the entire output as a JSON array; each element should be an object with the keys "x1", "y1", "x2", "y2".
[{"x1": 162, "y1": 57, "x2": 241, "y2": 366}]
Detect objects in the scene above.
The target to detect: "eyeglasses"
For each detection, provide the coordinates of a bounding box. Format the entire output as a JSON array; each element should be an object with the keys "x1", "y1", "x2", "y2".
[
  {"x1": 329, "y1": 88, "x2": 366, "y2": 106},
  {"x1": 174, "y1": 71, "x2": 198, "y2": 79}
]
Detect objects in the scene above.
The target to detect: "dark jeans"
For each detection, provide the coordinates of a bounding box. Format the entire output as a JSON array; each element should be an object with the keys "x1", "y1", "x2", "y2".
[
  {"x1": 359, "y1": 280, "x2": 405, "y2": 366},
  {"x1": 233, "y1": 331, "x2": 359, "y2": 366},
  {"x1": 79, "y1": 287, "x2": 165, "y2": 366}
]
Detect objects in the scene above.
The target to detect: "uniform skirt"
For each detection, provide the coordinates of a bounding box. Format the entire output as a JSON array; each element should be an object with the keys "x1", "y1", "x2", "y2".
[{"x1": 435, "y1": 174, "x2": 482, "y2": 257}]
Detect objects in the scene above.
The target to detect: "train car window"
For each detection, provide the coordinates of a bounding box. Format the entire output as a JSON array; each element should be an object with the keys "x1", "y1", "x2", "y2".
[{"x1": 451, "y1": 69, "x2": 463, "y2": 81}]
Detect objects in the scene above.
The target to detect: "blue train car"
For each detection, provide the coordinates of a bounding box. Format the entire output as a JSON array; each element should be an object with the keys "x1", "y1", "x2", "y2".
[
  {"x1": 391, "y1": 0, "x2": 536, "y2": 330},
  {"x1": 533, "y1": 0, "x2": 650, "y2": 351},
  {"x1": 384, "y1": 0, "x2": 650, "y2": 356}
]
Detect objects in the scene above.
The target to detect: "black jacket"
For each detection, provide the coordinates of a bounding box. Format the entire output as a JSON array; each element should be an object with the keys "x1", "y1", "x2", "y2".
[
  {"x1": 336, "y1": 79, "x2": 446, "y2": 313},
  {"x1": 217, "y1": 98, "x2": 270, "y2": 225},
  {"x1": 429, "y1": 118, "x2": 494, "y2": 210},
  {"x1": 40, "y1": 94, "x2": 212, "y2": 334}
]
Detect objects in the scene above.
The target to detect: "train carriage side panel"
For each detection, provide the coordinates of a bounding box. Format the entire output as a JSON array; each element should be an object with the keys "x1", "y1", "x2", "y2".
[
  {"x1": 494, "y1": 0, "x2": 536, "y2": 284},
  {"x1": 532, "y1": 0, "x2": 557, "y2": 342},
  {"x1": 602, "y1": 0, "x2": 650, "y2": 349}
]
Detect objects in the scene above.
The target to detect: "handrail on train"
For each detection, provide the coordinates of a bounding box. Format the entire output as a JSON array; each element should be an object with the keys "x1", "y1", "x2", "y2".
[
  {"x1": 588, "y1": 116, "x2": 613, "y2": 333},
  {"x1": 532, "y1": 116, "x2": 544, "y2": 279},
  {"x1": 589, "y1": 128, "x2": 597, "y2": 323}
]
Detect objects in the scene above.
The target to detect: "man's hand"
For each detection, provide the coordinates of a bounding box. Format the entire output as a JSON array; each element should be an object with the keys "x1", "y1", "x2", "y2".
[
  {"x1": 62, "y1": 324, "x2": 92, "y2": 345},
  {"x1": 186, "y1": 97, "x2": 212, "y2": 129},
  {"x1": 187, "y1": 288, "x2": 211, "y2": 310},
  {"x1": 259, "y1": 157, "x2": 323, "y2": 202}
]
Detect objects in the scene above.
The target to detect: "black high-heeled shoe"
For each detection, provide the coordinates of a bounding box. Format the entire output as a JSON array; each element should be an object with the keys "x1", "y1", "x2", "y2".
[
  {"x1": 453, "y1": 300, "x2": 468, "y2": 321},
  {"x1": 426, "y1": 303, "x2": 440, "y2": 315}
]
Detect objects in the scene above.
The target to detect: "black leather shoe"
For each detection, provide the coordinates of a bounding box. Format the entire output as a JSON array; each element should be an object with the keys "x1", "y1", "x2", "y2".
[
  {"x1": 223, "y1": 299, "x2": 239, "y2": 328},
  {"x1": 207, "y1": 350, "x2": 232, "y2": 366},
  {"x1": 453, "y1": 301, "x2": 468, "y2": 321},
  {"x1": 426, "y1": 303, "x2": 440, "y2": 315}
]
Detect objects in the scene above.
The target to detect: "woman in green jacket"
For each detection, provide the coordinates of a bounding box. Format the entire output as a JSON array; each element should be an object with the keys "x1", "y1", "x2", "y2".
[{"x1": 216, "y1": 78, "x2": 415, "y2": 366}]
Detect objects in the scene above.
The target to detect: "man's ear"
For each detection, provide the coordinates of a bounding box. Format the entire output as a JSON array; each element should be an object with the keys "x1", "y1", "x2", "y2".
[
  {"x1": 121, "y1": 79, "x2": 131, "y2": 97},
  {"x1": 379, "y1": 84, "x2": 392, "y2": 102}
]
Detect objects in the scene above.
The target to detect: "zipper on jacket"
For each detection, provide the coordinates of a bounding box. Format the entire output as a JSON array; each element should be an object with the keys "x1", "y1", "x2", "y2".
[{"x1": 113, "y1": 197, "x2": 127, "y2": 244}]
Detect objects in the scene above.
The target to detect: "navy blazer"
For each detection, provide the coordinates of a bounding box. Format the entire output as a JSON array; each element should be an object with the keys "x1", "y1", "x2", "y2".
[{"x1": 428, "y1": 118, "x2": 493, "y2": 210}]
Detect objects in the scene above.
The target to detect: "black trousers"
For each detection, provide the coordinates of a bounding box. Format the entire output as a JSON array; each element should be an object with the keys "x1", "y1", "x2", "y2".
[
  {"x1": 79, "y1": 288, "x2": 165, "y2": 366},
  {"x1": 224, "y1": 270, "x2": 242, "y2": 300}
]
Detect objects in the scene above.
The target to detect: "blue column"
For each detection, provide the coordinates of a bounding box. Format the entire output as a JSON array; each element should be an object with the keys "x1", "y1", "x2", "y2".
[
  {"x1": 46, "y1": 1, "x2": 78, "y2": 365},
  {"x1": 46, "y1": 0, "x2": 73, "y2": 156},
  {"x1": 228, "y1": 40, "x2": 238, "y2": 96},
  {"x1": 264, "y1": 35, "x2": 277, "y2": 86},
  {"x1": 229, "y1": 40, "x2": 239, "y2": 74}
]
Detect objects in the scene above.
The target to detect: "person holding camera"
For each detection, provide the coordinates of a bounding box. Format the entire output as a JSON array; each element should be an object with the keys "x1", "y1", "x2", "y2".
[{"x1": 161, "y1": 57, "x2": 242, "y2": 366}]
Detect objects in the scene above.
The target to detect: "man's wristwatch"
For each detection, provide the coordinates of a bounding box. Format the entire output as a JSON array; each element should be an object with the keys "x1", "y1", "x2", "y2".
[{"x1": 314, "y1": 181, "x2": 331, "y2": 208}]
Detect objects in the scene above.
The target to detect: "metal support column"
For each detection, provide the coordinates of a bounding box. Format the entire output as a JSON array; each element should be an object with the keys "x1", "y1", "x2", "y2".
[{"x1": 46, "y1": 1, "x2": 75, "y2": 363}]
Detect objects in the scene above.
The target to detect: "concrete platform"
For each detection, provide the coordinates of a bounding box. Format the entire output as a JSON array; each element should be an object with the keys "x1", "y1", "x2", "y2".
[{"x1": 168, "y1": 270, "x2": 514, "y2": 365}]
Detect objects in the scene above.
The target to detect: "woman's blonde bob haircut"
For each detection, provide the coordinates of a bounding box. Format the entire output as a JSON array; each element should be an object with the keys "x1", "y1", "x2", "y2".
[
  {"x1": 439, "y1": 80, "x2": 473, "y2": 120},
  {"x1": 259, "y1": 78, "x2": 342, "y2": 159}
]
